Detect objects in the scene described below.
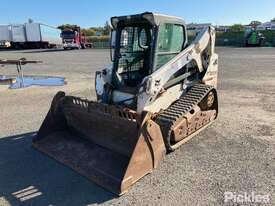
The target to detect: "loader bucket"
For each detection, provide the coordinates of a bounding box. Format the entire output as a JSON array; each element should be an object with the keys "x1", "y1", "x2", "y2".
[{"x1": 33, "y1": 92, "x2": 165, "y2": 195}]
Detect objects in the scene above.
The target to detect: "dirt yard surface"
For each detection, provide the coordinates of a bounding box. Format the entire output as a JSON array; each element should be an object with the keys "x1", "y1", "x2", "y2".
[{"x1": 0, "y1": 47, "x2": 274, "y2": 206}]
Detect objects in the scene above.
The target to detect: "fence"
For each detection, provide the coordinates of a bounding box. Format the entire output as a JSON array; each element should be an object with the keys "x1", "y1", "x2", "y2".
[
  {"x1": 92, "y1": 41, "x2": 109, "y2": 48},
  {"x1": 88, "y1": 31, "x2": 275, "y2": 49},
  {"x1": 215, "y1": 31, "x2": 275, "y2": 47},
  {"x1": 87, "y1": 36, "x2": 109, "y2": 49}
]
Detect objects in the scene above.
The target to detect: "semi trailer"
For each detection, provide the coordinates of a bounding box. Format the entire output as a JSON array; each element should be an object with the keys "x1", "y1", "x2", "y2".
[
  {"x1": 24, "y1": 23, "x2": 62, "y2": 48},
  {"x1": 0, "y1": 23, "x2": 62, "y2": 49},
  {"x1": 10, "y1": 24, "x2": 26, "y2": 49}
]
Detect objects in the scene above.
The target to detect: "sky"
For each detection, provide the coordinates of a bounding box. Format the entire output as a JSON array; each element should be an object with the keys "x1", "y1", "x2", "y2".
[{"x1": 0, "y1": 0, "x2": 274, "y2": 28}]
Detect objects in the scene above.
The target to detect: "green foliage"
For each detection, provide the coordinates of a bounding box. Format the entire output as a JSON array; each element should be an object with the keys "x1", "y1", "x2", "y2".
[
  {"x1": 216, "y1": 31, "x2": 245, "y2": 38},
  {"x1": 216, "y1": 31, "x2": 245, "y2": 46},
  {"x1": 103, "y1": 21, "x2": 111, "y2": 35},
  {"x1": 58, "y1": 22, "x2": 111, "y2": 36},
  {"x1": 249, "y1": 21, "x2": 262, "y2": 26},
  {"x1": 81, "y1": 21, "x2": 111, "y2": 36},
  {"x1": 87, "y1": 36, "x2": 109, "y2": 42},
  {"x1": 261, "y1": 30, "x2": 275, "y2": 46},
  {"x1": 81, "y1": 28, "x2": 96, "y2": 36},
  {"x1": 57, "y1": 24, "x2": 80, "y2": 31},
  {"x1": 230, "y1": 24, "x2": 245, "y2": 32},
  {"x1": 271, "y1": 18, "x2": 275, "y2": 22}
]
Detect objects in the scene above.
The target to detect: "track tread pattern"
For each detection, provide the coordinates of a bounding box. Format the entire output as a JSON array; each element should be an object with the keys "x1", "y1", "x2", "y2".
[{"x1": 156, "y1": 83, "x2": 215, "y2": 151}]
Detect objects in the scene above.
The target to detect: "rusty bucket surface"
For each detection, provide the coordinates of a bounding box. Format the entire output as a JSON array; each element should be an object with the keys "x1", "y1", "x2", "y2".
[{"x1": 33, "y1": 92, "x2": 165, "y2": 195}]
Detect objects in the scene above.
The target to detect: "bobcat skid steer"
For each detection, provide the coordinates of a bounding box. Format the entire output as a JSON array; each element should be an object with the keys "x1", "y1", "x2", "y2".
[{"x1": 33, "y1": 12, "x2": 218, "y2": 195}]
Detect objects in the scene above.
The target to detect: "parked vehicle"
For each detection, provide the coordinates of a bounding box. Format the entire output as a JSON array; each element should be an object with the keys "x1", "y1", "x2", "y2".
[
  {"x1": 10, "y1": 24, "x2": 26, "y2": 49},
  {"x1": 61, "y1": 27, "x2": 92, "y2": 49},
  {"x1": 25, "y1": 23, "x2": 62, "y2": 48},
  {"x1": 34, "y1": 12, "x2": 218, "y2": 195},
  {"x1": 244, "y1": 29, "x2": 265, "y2": 47},
  {"x1": 0, "y1": 25, "x2": 11, "y2": 48},
  {"x1": 0, "y1": 22, "x2": 62, "y2": 49}
]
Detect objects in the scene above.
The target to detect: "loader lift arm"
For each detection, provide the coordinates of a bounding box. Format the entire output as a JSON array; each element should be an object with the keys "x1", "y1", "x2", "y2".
[{"x1": 137, "y1": 26, "x2": 217, "y2": 113}]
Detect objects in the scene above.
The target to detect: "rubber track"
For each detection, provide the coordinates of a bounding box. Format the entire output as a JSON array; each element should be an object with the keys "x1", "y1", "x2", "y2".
[{"x1": 156, "y1": 83, "x2": 214, "y2": 151}]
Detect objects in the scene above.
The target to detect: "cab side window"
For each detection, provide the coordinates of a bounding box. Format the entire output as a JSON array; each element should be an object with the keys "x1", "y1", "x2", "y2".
[{"x1": 156, "y1": 23, "x2": 185, "y2": 69}]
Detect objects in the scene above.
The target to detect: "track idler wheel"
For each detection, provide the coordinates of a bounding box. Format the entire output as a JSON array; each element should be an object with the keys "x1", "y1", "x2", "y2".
[{"x1": 199, "y1": 91, "x2": 215, "y2": 111}]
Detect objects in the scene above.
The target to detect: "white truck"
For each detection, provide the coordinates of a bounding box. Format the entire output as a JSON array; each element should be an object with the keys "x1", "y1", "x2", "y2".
[{"x1": 0, "y1": 23, "x2": 62, "y2": 49}]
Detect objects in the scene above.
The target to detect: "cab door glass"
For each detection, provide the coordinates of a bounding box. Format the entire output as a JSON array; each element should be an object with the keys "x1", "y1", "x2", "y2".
[{"x1": 156, "y1": 24, "x2": 185, "y2": 69}]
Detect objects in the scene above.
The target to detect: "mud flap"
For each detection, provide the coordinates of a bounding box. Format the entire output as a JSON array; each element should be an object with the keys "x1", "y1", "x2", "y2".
[{"x1": 33, "y1": 91, "x2": 166, "y2": 195}]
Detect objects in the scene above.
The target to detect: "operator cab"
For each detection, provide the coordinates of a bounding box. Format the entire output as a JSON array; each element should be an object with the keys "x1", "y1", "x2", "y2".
[
  {"x1": 107, "y1": 12, "x2": 187, "y2": 106},
  {"x1": 111, "y1": 15, "x2": 154, "y2": 91}
]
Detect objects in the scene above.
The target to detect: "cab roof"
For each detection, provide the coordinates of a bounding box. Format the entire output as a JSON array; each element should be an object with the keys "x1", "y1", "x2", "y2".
[{"x1": 111, "y1": 12, "x2": 186, "y2": 29}]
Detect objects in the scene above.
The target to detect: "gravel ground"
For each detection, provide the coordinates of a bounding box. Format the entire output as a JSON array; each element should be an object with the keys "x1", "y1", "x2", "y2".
[{"x1": 0, "y1": 47, "x2": 274, "y2": 206}]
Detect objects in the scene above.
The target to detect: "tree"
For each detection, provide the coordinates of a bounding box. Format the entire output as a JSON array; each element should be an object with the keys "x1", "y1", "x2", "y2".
[
  {"x1": 102, "y1": 21, "x2": 111, "y2": 35},
  {"x1": 271, "y1": 18, "x2": 275, "y2": 22},
  {"x1": 57, "y1": 22, "x2": 111, "y2": 36},
  {"x1": 57, "y1": 24, "x2": 80, "y2": 31},
  {"x1": 28, "y1": 18, "x2": 34, "y2": 23},
  {"x1": 81, "y1": 28, "x2": 96, "y2": 36},
  {"x1": 249, "y1": 21, "x2": 262, "y2": 26},
  {"x1": 230, "y1": 24, "x2": 245, "y2": 32}
]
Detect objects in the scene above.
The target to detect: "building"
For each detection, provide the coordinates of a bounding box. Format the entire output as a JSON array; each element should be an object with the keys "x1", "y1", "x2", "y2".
[
  {"x1": 187, "y1": 23, "x2": 212, "y2": 31},
  {"x1": 215, "y1": 25, "x2": 230, "y2": 32},
  {"x1": 256, "y1": 22, "x2": 275, "y2": 30},
  {"x1": 187, "y1": 23, "x2": 231, "y2": 32}
]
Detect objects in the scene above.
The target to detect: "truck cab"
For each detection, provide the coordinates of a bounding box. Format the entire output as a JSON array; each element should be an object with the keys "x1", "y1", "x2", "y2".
[
  {"x1": 61, "y1": 29, "x2": 81, "y2": 49},
  {"x1": 61, "y1": 27, "x2": 92, "y2": 50}
]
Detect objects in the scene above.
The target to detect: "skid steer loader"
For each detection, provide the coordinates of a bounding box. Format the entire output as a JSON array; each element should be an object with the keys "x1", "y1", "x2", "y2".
[{"x1": 33, "y1": 12, "x2": 218, "y2": 195}]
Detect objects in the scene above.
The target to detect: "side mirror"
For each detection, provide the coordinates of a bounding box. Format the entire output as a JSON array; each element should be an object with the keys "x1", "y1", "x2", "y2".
[{"x1": 110, "y1": 30, "x2": 116, "y2": 62}]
